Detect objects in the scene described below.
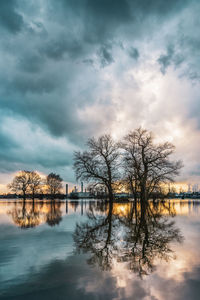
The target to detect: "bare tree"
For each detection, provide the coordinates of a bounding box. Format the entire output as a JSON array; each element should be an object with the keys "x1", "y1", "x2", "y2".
[
  {"x1": 74, "y1": 135, "x2": 121, "y2": 204},
  {"x1": 46, "y1": 173, "x2": 63, "y2": 199},
  {"x1": 8, "y1": 171, "x2": 31, "y2": 201},
  {"x1": 28, "y1": 171, "x2": 42, "y2": 200},
  {"x1": 122, "y1": 128, "x2": 182, "y2": 203}
]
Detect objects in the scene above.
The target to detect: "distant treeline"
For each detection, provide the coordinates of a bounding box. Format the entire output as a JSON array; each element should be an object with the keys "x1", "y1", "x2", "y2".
[
  {"x1": 7, "y1": 172, "x2": 63, "y2": 200},
  {"x1": 0, "y1": 193, "x2": 65, "y2": 200}
]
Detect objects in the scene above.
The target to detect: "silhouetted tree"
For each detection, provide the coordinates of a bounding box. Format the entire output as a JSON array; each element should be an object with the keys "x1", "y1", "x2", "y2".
[
  {"x1": 28, "y1": 171, "x2": 42, "y2": 200},
  {"x1": 8, "y1": 171, "x2": 31, "y2": 201},
  {"x1": 74, "y1": 135, "x2": 121, "y2": 204},
  {"x1": 46, "y1": 173, "x2": 63, "y2": 199},
  {"x1": 122, "y1": 128, "x2": 182, "y2": 203}
]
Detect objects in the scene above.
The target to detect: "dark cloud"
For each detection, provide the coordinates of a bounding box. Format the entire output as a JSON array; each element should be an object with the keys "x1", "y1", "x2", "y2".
[
  {"x1": 158, "y1": 45, "x2": 184, "y2": 74},
  {"x1": 85, "y1": 0, "x2": 131, "y2": 22},
  {"x1": 130, "y1": 0, "x2": 190, "y2": 16},
  {"x1": 128, "y1": 47, "x2": 139, "y2": 60},
  {"x1": 51, "y1": 0, "x2": 190, "y2": 47},
  {"x1": 39, "y1": 36, "x2": 83, "y2": 61},
  {"x1": 98, "y1": 44, "x2": 114, "y2": 67},
  {"x1": 0, "y1": 131, "x2": 17, "y2": 151},
  {"x1": 0, "y1": 0, "x2": 24, "y2": 33},
  {"x1": 82, "y1": 58, "x2": 94, "y2": 66},
  {"x1": 13, "y1": 75, "x2": 58, "y2": 94},
  {"x1": 18, "y1": 54, "x2": 44, "y2": 73},
  {"x1": 63, "y1": 0, "x2": 132, "y2": 44},
  {"x1": 0, "y1": 108, "x2": 75, "y2": 179},
  {"x1": 158, "y1": 45, "x2": 175, "y2": 74}
]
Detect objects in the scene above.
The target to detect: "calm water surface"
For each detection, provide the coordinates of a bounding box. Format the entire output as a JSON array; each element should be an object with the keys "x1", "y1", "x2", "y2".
[{"x1": 0, "y1": 199, "x2": 200, "y2": 300}]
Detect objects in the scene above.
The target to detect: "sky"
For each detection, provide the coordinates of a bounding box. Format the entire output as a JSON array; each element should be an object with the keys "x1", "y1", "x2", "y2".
[{"x1": 0, "y1": 0, "x2": 200, "y2": 192}]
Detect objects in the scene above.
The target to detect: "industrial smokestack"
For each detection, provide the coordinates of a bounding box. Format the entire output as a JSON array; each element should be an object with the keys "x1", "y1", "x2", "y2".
[{"x1": 66, "y1": 184, "x2": 68, "y2": 196}]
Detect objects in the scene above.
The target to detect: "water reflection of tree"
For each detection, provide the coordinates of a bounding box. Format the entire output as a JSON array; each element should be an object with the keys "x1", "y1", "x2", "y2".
[
  {"x1": 8, "y1": 201, "x2": 41, "y2": 228},
  {"x1": 74, "y1": 202, "x2": 117, "y2": 270},
  {"x1": 74, "y1": 200, "x2": 183, "y2": 277},
  {"x1": 120, "y1": 201, "x2": 182, "y2": 277},
  {"x1": 8, "y1": 201, "x2": 62, "y2": 228},
  {"x1": 46, "y1": 202, "x2": 62, "y2": 226}
]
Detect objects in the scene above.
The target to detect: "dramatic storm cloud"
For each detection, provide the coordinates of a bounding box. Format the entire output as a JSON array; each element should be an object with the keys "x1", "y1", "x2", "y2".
[{"x1": 0, "y1": 0, "x2": 200, "y2": 190}]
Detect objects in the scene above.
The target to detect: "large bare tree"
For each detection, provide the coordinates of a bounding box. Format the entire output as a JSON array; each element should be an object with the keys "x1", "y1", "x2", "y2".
[
  {"x1": 28, "y1": 171, "x2": 42, "y2": 200},
  {"x1": 122, "y1": 128, "x2": 182, "y2": 203},
  {"x1": 8, "y1": 171, "x2": 31, "y2": 200},
  {"x1": 46, "y1": 173, "x2": 63, "y2": 199},
  {"x1": 73, "y1": 135, "x2": 121, "y2": 204},
  {"x1": 8, "y1": 170, "x2": 42, "y2": 200}
]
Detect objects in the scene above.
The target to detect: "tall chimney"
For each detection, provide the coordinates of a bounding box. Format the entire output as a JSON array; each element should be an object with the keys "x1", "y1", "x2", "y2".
[{"x1": 66, "y1": 184, "x2": 68, "y2": 196}]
